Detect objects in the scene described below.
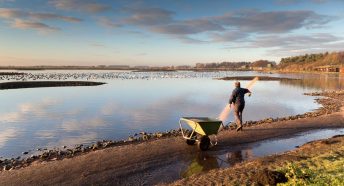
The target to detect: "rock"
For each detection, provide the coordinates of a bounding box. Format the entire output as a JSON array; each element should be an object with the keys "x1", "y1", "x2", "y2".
[
  {"x1": 3, "y1": 165, "x2": 11, "y2": 171},
  {"x1": 142, "y1": 135, "x2": 149, "y2": 141},
  {"x1": 62, "y1": 146, "x2": 67, "y2": 149},
  {"x1": 156, "y1": 133, "x2": 163, "y2": 138},
  {"x1": 128, "y1": 136, "x2": 135, "y2": 142},
  {"x1": 22, "y1": 151, "x2": 28, "y2": 155}
]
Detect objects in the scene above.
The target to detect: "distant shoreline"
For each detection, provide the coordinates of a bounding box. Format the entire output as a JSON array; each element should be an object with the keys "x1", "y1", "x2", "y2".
[{"x1": 217, "y1": 76, "x2": 299, "y2": 81}]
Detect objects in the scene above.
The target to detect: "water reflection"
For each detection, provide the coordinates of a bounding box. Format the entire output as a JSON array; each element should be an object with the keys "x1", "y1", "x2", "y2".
[
  {"x1": 181, "y1": 152, "x2": 220, "y2": 178},
  {"x1": 280, "y1": 74, "x2": 344, "y2": 90},
  {"x1": 0, "y1": 71, "x2": 337, "y2": 158},
  {"x1": 180, "y1": 128, "x2": 344, "y2": 178}
]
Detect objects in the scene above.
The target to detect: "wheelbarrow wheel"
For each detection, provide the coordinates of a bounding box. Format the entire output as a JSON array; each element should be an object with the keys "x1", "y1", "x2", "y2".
[
  {"x1": 198, "y1": 136, "x2": 210, "y2": 151},
  {"x1": 186, "y1": 139, "x2": 196, "y2": 145}
]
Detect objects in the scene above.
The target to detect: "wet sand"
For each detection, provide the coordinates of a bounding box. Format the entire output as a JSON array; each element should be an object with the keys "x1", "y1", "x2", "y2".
[
  {"x1": 0, "y1": 81, "x2": 106, "y2": 90},
  {"x1": 0, "y1": 107, "x2": 343, "y2": 185}
]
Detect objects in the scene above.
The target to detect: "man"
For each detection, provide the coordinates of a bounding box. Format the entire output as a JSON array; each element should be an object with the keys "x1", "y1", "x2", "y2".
[{"x1": 228, "y1": 81, "x2": 251, "y2": 131}]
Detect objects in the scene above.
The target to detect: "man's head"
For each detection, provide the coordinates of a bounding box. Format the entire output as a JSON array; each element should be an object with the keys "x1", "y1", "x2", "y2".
[{"x1": 235, "y1": 81, "x2": 241, "y2": 88}]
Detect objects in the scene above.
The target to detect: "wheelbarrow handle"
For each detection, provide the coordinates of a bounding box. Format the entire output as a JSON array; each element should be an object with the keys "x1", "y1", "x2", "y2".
[{"x1": 179, "y1": 118, "x2": 198, "y2": 140}]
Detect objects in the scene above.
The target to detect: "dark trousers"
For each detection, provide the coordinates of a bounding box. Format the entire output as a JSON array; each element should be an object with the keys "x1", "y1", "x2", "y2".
[{"x1": 234, "y1": 103, "x2": 245, "y2": 127}]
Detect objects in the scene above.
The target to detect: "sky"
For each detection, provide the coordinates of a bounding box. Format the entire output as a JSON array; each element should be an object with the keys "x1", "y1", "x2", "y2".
[{"x1": 0, "y1": 0, "x2": 343, "y2": 66}]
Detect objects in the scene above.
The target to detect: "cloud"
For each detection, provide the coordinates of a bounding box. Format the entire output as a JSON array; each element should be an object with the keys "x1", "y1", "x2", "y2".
[
  {"x1": 209, "y1": 30, "x2": 249, "y2": 42},
  {"x1": 30, "y1": 13, "x2": 82, "y2": 22},
  {"x1": 97, "y1": 17, "x2": 121, "y2": 28},
  {"x1": 0, "y1": 8, "x2": 25, "y2": 18},
  {"x1": 49, "y1": 0, "x2": 111, "y2": 13},
  {"x1": 212, "y1": 9, "x2": 333, "y2": 33},
  {"x1": 151, "y1": 19, "x2": 224, "y2": 35},
  {"x1": 276, "y1": 0, "x2": 328, "y2": 5},
  {"x1": 0, "y1": 8, "x2": 82, "y2": 22},
  {"x1": 11, "y1": 19, "x2": 60, "y2": 32},
  {"x1": 124, "y1": 7, "x2": 174, "y2": 26},
  {"x1": 0, "y1": 0, "x2": 16, "y2": 2},
  {"x1": 115, "y1": 7, "x2": 334, "y2": 44},
  {"x1": 176, "y1": 36, "x2": 208, "y2": 44},
  {"x1": 0, "y1": 8, "x2": 82, "y2": 32},
  {"x1": 248, "y1": 33, "x2": 341, "y2": 48},
  {"x1": 244, "y1": 33, "x2": 344, "y2": 56}
]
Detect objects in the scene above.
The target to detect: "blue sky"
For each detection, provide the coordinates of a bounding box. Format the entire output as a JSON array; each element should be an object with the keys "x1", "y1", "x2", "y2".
[{"x1": 0, "y1": 0, "x2": 343, "y2": 66}]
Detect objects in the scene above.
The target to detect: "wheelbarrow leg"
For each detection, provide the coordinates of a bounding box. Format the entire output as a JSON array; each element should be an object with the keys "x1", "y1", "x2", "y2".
[{"x1": 186, "y1": 133, "x2": 196, "y2": 145}]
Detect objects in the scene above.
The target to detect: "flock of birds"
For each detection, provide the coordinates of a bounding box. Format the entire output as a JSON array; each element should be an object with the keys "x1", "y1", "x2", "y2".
[{"x1": 0, "y1": 71, "x2": 242, "y2": 81}]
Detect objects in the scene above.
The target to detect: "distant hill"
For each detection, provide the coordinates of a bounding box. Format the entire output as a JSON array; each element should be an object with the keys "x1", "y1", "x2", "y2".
[{"x1": 278, "y1": 51, "x2": 344, "y2": 71}]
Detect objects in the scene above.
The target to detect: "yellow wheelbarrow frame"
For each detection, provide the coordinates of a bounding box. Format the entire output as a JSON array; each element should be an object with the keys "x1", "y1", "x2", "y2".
[{"x1": 179, "y1": 117, "x2": 224, "y2": 151}]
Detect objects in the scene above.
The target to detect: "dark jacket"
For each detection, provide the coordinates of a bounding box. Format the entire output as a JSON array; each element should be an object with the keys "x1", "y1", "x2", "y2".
[{"x1": 229, "y1": 87, "x2": 250, "y2": 105}]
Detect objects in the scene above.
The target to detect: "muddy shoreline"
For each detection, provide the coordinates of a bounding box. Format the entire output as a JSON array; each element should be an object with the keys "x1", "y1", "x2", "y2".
[
  {"x1": 0, "y1": 81, "x2": 106, "y2": 90},
  {"x1": 170, "y1": 135, "x2": 344, "y2": 185},
  {"x1": 0, "y1": 90, "x2": 343, "y2": 176}
]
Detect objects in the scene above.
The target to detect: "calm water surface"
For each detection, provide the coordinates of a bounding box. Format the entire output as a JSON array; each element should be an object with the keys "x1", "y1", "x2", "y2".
[{"x1": 0, "y1": 70, "x2": 342, "y2": 158}]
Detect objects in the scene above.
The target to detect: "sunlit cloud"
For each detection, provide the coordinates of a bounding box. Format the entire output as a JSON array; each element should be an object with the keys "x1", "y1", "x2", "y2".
[
  {"x1": 49, "y1": 0, "x2": 111, "y2": 13},
  {"x1": 0, "y1": 7, "x2": 82, "y2": 32},
  {"x1": 0, "y1": 8, "x2": 82, "y2": 22},
  {"x1": 11, "y1": 19, "x2": 59, "y2": 32},
  {"x1": 123, "y1": 7, "x2": 174, "y2": 26}
]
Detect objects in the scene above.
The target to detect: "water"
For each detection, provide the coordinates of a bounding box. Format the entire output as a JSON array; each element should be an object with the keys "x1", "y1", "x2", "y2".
[
  {"x1": 0, "y1": 70, "x2": 340, "y2": 158},
  {"x1": 180, "y1": 128, "x2": 344, "y2": 178}
]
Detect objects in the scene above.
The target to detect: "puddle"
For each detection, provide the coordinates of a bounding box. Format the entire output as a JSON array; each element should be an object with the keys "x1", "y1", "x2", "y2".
[{"x1": 179, "y1": 128, "x2": 344, "y2": 178}]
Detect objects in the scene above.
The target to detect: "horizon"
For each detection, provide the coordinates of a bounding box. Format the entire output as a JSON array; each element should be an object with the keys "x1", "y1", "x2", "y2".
[{"x1": 1, "y1": 0, "x2": 344, "y2": 66}]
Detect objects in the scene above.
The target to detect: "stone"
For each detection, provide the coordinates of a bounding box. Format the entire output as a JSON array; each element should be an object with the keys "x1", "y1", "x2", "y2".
[
  {"x1": 156, "y1": 133, "x2": 163, "y2": 138},
  {"x1": 3, "y1": 165, "x2": 11, "y2": 171},
  {"x1": 128, "y1": 136, "x2": 135, "y2": 142}
]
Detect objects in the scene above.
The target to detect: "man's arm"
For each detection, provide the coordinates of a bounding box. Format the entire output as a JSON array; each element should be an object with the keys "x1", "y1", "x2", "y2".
[{"x1": 245, "y1": 88, "x2": 252, "y2": 96}]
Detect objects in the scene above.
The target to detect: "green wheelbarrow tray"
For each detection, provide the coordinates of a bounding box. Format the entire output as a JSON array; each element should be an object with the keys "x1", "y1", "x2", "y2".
[{"x1": 179, "y1": 117, "x2": 224, "y2": 151}]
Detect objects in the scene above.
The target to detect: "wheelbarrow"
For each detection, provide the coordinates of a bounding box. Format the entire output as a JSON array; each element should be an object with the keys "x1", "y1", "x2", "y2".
[{"x1": 179, "y1": 117, "x2": 224, "y2": 151}]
